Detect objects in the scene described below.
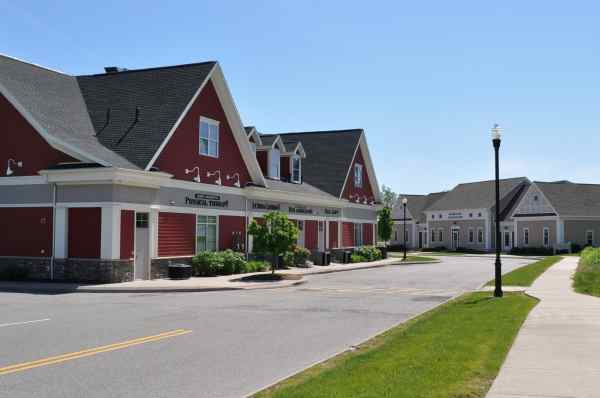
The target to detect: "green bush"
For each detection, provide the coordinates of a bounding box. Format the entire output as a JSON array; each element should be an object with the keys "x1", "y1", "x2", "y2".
[
  {"x1": 351, "y1": 253, "x2": 367, "y2": 263},
  {"x1": 0, "y1": 265, "x2": 30, "y2": 281},
  {"x1": 192, "y1": 250, "x2": 250, "y2": 276},
  {"x1": 353, "y1": 246, "x2": 383, "y2": 262},
  {"x1": 283, "y1": 245, "x2": 311, "y2": 267},
  {"x1": 192, "y1": 251, "x2": 220, "y2": 276},
  {"x1": 510, "y1": 247, "x2": 554, "y2": 256},
  {"x1": 246, "y1": 260, "x2": 269, "y2": 273},
  {"x1": 574, "y1": 247, "x2": 600, "y2": 297},
  {"x1": 220, "y1": 249, "x2": 246, "y2": 275}
]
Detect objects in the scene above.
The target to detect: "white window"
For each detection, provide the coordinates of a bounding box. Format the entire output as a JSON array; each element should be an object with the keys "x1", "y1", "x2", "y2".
[
  {"x1": 196, "y1": 215, "x2": 217, "y2": 253},
  {"x1": 543, "y1": 227, "x2": 550, "y2": 247},
  {"x1": 354, "y1": 223, "x2": 363, "y2": 246},
  {"x1": 269, "y1": 147, "x2": 280, "y2": 179},
  {"x1": 468, "y1": 228, "x2": 474, "y2": 243},
  {"x1": 477, "y1": 228, "x2": 484, "y2": 243},
  {"x1": 586, "y1": 230, "x2": 594, "y2": 246},
  {"x1": 431, "y1": 229, "x2": 435, "y2": 242},
  {"x1": 354, "y1": 163, "x2": 363, "y2": 188},
  {"x1": 438, "y1": 229, "x2": 443, "y2": 242},
  {"x1": 523, "y1": 228, "x2": 529, "y2": 246},
  {"x1": 291, "y1": 155, "x2": 301, "y2": 183},
  {"x1": 199, "y1": 117, "x2": 219, "y2": 157}
]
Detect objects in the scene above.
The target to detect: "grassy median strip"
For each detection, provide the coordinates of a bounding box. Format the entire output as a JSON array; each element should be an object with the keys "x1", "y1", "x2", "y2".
[
  {"x1": 254, "y1": 292, "x2": 537, "y2": 398},
  {"x1": 486, "y1": 256, "x2": 562, "y2": 287},
  {"x1": 573, "y1": 247, "x2": 600, "y2": 297},
  {"x1": 400, "y1": 255, "x2": 437, "y2": 262}
]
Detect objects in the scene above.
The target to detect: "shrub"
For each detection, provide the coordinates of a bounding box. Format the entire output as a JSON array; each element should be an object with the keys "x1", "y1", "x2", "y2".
[
  {"x1": 571, "y1": 243, "x2": 583, "y2": 254},
  {"x1": 353, "y1": 246, "x2": 382, "y2": 262},
  {"x1": 0, "y1": 265, "x2": 29, "y2": 281},
  {"x1": 220, "y1": 249, "x2": 246, "y2": 275},
  {"x1": 351, "y1": 253, "x2": 367, "y2": 263},
  {"x1": 283, "y1": 245, "x2": 311, "y2": 267},
  {"x1": 192, "y1": 252, "x2": 220, "y2": 276},
  {"x1": 246, "y1": 260, "x2": 269, "y2": 273}
]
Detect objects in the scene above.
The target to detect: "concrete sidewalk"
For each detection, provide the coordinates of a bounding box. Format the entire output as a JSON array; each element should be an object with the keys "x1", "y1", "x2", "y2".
[
  {"x1": 0, "y1": 257, "x2": 435, "y2": 293},
  {"x1": 487, "y1": 256, "x2": 600, "y2": 398}
]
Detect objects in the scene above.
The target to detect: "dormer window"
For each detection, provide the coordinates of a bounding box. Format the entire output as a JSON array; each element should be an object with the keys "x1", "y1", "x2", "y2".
[
  {"x1": 199, "y1": 117, "x2": 219, "y2": 157},
  {"x1": 269, "y1": 147, "x2": 280, "y2": 179},
  {"x1": 354, "y1": 163, "x2": 363, "y2": 188},
  {"x1": 291, "y1": 155, "x2": 301, "y2": 183}
]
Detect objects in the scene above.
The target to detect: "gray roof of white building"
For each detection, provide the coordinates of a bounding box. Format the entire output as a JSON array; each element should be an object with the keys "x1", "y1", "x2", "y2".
[
  {"x1": 534, "y1": 181, "x2": 600, "y2": 217},
  {"x1": 427, "y1": 177, "x2": 529, "y2": 211},
  {"x1": 393, "y1": 192, "x2": 447, "y2": 222}
]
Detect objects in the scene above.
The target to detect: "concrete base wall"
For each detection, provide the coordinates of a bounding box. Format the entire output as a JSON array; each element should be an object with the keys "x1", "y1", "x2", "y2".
[
  {"x1": 0, "y1": 257, "x2": 133, "y2": 283},
  {"x1": 151, "y1": 257, "x2": 193, "y2": 279}
]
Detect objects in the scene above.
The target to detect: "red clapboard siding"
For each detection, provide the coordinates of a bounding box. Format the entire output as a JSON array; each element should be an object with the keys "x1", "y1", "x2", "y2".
[
  {"x1": 305, "y1": 220, "x2": 318, "y2": 250},
  {"x1": 0, "y1": 207, "x2": 53, "y2": 257},
  {"x1": 219, "y1": 216, "x2": 246, "y2": 251},
  {"x1": 0, "y1": 94, "x2": 75, "y2": 177},
  {"x1": 68, "y1": 207, "x2": 101, "y2": 259},
  {"x1": 158, "y1": 212, "x2": 195, "y2": 257},
  {"x1": 329, "y1": 221, "x2": 339, "y2": 249},
  {"x1": 342, "y1": 147, "x2": 375, "y2": 201},
  {"x1": 363, "y1": 223, "x2": 373, "y2": 245},
  {"x1": 120, "y1": 210, "x2": 135, "y2": 260},
  {"x1": 342, "y1": 222, "x2": 354, "y2": 247},
  {"x1": 256, "y1": 151, "x2": 268, "y2": 175}
]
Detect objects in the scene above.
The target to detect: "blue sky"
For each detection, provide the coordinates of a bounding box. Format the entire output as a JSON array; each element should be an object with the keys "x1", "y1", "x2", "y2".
[{"x1": 2, "y1": 1, "x2": 600, "y2": 195}]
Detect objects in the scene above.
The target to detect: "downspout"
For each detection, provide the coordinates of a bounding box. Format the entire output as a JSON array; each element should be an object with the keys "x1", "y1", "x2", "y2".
[{"x1": 50, "y1": 183, "x2": 57, "y2": 280}]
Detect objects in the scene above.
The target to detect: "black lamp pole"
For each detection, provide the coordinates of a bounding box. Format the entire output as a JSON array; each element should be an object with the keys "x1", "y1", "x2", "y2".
[
  {"x1": 492, "y1": 124, "x2": 503, "y2": 298},
  {"x1": 402, "y1": 197, "x2": 408, "y2": 261}
]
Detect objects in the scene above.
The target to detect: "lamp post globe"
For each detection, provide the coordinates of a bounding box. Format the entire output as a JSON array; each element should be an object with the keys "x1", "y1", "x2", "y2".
[
  {"x1": 492, "y1": 124, "x2": 503, "y2": 298},
  {"x1": 402, "y1": 197, "x2": 408, "y2": 261}
]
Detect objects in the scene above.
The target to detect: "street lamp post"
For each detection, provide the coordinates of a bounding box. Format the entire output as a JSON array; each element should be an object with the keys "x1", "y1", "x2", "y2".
[
  {"x1": 492, "y1": 124, "x2": 503, "y2": 298},
  {"x1": 402, "y1": 197, "x2": 408, "y2": 261}
]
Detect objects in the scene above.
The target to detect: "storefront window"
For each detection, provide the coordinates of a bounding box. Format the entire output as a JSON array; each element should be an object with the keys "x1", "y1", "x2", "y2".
[
  {"x1": 196, "y1": 215, "x2": 217, "y2": 253},
  {"x1": 354, "y1": 223, "x2": 363, "y2": 246}
]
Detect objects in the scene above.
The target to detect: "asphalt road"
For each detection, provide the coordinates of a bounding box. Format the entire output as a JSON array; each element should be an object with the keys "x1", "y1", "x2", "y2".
[{"x1": 0, "y1": 256, "x2": 533, "y2": 398}]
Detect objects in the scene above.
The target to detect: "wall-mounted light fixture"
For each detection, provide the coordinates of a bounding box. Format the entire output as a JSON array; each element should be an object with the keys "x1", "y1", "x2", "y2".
[
  {"x1": 207, "y1": 170, "x2": 222, "y2": 185},
  {"x1": 6, "y1": 159, "x2": 23, "y2": 176},
  {"x1": 226, "y1": 173, "x2": 241, "y2": 188},
  {"x1": 184, "y1": 166, "x2": 201, "y2": 183}
]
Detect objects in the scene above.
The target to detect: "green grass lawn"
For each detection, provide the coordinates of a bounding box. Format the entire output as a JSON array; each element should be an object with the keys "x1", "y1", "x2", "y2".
[
  {"x1": 573, "y1": 248, "x2": 600, "y2": 297},
  {"x1": 254, "y1": 292, "x2": 537, "y2": 398},
  {"x1": 486, "y1": 256, "x2": 562, "y2": 287},
  {"x1": 399, "y1": 255, "x2": 437, "y2": 262}
]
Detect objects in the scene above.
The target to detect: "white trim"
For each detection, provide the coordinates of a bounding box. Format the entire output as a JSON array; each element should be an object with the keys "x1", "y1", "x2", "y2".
[
  {"x1": 39, "y1": 167, "x2": 173, "y2": 189},
  {"x1": 0, "y1": 203, "x2": 53, "y2": 208},
  {"x1": 509, "y1": 182, "x2": 561, "y2": 219},
  {"x1": 0, "y1": 175, "x2": 47, "y2": 185},
  {"x1": 0, "y1": 80, "x2": 111, "y2": 166},
  {"x1": 54, "y1": 207, "x2": 68, "y2": 259},
  {"x1": 357, "y1": 133, "x2": 381, "y2": 202},
  {"x1": 195, "y1": 213, "x2": 219, "y2": 253},
  {"x1": 100, "y1": 206, "x2": 120, "y2": 260},
  {"x1": 246, "y1": 127, "x2": 263, "y2": 146},
  {"x1": 198, "y1": 116, "x2": 220, "y2": 158},
  {"x1": 339, "y1": 140, "x2": 360, "y2": 200}
]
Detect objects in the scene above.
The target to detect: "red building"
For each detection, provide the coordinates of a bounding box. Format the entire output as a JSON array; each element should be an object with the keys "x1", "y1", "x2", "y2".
[{"x1": 0, "y1": 54, "x2": 381, "y2": 283}]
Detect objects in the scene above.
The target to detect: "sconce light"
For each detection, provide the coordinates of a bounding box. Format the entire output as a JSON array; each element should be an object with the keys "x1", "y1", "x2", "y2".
[
  {"x1": 6, "y1": 159, "x2": 23, "y2": 176},
  {"x1": 207, "y1": 170, "x2": 222, "y2": 185},
  {"x1": 185, "y1": 166, "x2": 201, "y2": 183},
  {"x1": 226, "y1": 173, "x2": 241, "y2": 188}
]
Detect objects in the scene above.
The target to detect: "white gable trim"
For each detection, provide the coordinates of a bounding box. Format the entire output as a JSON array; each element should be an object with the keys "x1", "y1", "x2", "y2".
[
  {"x1": 338, "y1": 132, "x2": 381, "y2": 202},
  {"x1": 144, "y1": 63, "x2": 266, "y2": 186},
  {"x1": 0, "y1": 81, "x2": 111, "y2": 167},
  {"x1": 246, "y1": 128, "x2": 262, "y2": 146},
  {"x1": 509, "y1": 182, "x2": 561, "y2": 219}
]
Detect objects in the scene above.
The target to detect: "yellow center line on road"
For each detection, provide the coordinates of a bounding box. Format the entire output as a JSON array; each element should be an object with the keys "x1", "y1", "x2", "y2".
[{"x1": 0, "y1": 329, "x2": 192, "y2": 376}]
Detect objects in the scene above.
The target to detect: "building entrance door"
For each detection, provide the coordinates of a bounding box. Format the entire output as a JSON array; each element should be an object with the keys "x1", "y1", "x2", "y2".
[
  {"x1": 134, "y1": 212, "x2": 150, "y2": 280},
  {"x1": 451, "y1": 228, "x2": 460, "y2": 250}
]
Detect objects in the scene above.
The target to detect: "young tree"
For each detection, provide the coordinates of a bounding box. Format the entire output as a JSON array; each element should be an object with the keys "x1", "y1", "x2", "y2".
[
  {"x1": 248, "y1": 211, "x2": 299, "y2": 274},
  {"x1": 378, "y1": 206, "x2": 393, "y2": 247},
  {"x1": 381, "y1": 185, "x2": 398, "y2": 209}
]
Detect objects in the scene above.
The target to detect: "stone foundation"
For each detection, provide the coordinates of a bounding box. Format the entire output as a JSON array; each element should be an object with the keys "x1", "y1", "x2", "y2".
[
  {"x1": 0, "y1": 257, "x2": 133, "y2": 283},
  {"x1": 151, "y1": 257, "x2": 193, "y2": 279}
]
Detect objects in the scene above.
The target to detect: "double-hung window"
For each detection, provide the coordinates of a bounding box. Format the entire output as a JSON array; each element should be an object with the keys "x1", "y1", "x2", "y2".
[
  {"x1": 354, "y1": 223, "x2": 363, "y2": 247},
  {"x1": 543, "y1": 227, "x2": 550, "y2": 247},
  {"x1": 438, "y1": 229, "x2": 443, "y2": 242},
  {"x1": 523, "y1": 228, "x2": 529, "y2": 246},
  {"x1": 468, "y1": 228, "x2": 474, "y2": 243},
  {"x1": 354, "y1": 164, "x2": 363, "y2": 188},
  {"x1": 199, "y1": 117, "x2": 219, "y2": 157},
  {"x1": 586, "y1": 230, "x2": 594, "y2": 246},
  {"x1": 477, "y1": 228, "x2": 484, "y2": 243},
  {"x1": 431, "y1": 229, "x2": 435, "y2": 242},
  {"x1": 196, "y1": 215, "x2": 217, "y2": 253},
  {"x1": 291, "y1": 155, "x2": 301, "y2": 183},
  {"x1": 270, "y1": 148, "x2": 280, "y2": 179}
]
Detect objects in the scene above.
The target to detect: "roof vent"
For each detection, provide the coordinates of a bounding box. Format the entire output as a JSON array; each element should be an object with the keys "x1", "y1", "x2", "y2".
[{"x1": 104, "y1": 66, "x2": 128, "y2": 74}]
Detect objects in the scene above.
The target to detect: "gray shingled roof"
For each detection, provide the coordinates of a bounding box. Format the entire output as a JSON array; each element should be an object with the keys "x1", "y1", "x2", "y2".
[
  {"x1": 0, "y1": 54, "x2": 136, "y2": 168},
  {"x1": 261, "y1": 129, "x2": 362, "y2": 197},
  {"x1": 535, "y1": 181, "x2": 600, "y2": 217},
  {"x1": 76, "y1": 62, "x2": 216, "y2": 169},
  {"x1": 427, "y1": 177, "x2": 529, "y2": 211},
  {"x1": 393, "y1": 192, "x2": 447, "y2": 222}
]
